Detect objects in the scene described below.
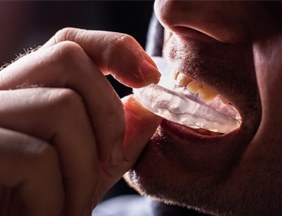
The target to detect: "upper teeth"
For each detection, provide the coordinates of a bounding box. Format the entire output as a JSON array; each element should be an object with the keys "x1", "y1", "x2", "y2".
[{"x1": 174, "y1": 71, "x2": 228, "y2": 102}]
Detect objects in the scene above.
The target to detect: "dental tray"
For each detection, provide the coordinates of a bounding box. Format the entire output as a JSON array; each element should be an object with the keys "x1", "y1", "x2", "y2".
[{"x1": 133, "y1": 57, "x2": 241, "y2": 134}]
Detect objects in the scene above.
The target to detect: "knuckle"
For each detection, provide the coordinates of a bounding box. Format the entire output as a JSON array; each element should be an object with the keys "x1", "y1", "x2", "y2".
[
  {"x1": 112, "y1": 33, "x2": 138, "y2": 50},
  {"x1": 53, "y1": 27, "x2": 77, "y2": 44},
  {"x1": 52, "y1": 40, "x2": 84, "y2": 64},
  {"x1": 108, "y1": 33, "x2": 141, "y2": 69},
  {"x1": 36, "y1": 144, "x2": 58, "y2": 165},
  {"x1": 48, "y1": 88, "x2": 84, "y2": 113},
  {"x1": 28, "y1": 141, "x2": 59, "y2": 172},
  {"x1": 117, "y1": 34, "x2": 136, "y2": 44},
  {"x1": 48, "y1": 40, "x2": 88, "y2": 81},
  {"x1": 49, "y1": 28, "x2": 85, "y2": 65}
]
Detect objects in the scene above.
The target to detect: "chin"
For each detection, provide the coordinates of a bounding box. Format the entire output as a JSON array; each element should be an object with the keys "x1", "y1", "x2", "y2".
[
  {"x1": 124, "y1": 122, "x2": 255, "y2": 215},
  {"x1": 124, "y1": 117, "x2": 282, "y2": 216}
]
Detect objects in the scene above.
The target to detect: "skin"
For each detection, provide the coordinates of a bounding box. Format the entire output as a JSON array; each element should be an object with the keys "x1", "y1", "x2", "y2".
[
  {"x1": 125, "y1": 1, "x2": 282, "y2": 216},
  {"x1": 0, "y1": 29, "x2": 161, "y2": 215},
  {"x1": 0, "y1": 1, "x2": 282, "y2": 216}
]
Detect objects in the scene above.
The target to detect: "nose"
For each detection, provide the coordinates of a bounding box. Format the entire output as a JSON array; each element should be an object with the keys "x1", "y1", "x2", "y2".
[{"x1": 154, "y1": 0, "x2": 251, "y2": 43}]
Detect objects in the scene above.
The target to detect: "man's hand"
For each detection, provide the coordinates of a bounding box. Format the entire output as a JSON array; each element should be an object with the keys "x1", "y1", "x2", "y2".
[{"x1": 0, "y1": 28, "x2": 161, "y2": 215}]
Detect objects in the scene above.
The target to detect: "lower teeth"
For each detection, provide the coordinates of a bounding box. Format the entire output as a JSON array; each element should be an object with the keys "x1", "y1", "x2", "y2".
[{"x1": 133, "y1": 57, "x2": 242, "y2": 134}]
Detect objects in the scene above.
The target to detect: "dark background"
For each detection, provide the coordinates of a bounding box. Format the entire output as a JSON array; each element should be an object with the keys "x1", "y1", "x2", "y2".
[
  {"x1": 0, "y1": 1, "x2": 154, "y2": 200},
  {"x1": 0, "y1": 1, "x2": 155, "y2": 96}
]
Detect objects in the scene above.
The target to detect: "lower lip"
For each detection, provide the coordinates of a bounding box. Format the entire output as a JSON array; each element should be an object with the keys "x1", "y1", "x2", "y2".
[
  {"x1": 137, "y1": 115, "x2": 247, "y2": 177},
  {"x1": 161, "y1": 119, "x2": 235, "y2": 143},
  {"x1": 141, "y1": 119, "x2": 237, "y2": 174}
]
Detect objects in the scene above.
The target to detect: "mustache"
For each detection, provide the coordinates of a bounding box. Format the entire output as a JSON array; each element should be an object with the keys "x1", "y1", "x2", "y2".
[
  {"x1": 162, "y1": 35, "x2": 258, "y2": 102},
  {"x1": 163, "y1": 36, "x2": 223, "y2": 80}
]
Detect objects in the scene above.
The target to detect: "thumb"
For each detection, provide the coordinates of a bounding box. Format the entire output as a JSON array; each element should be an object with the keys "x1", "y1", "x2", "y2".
[
  {"x1": 122, "y1": 95, "x2": 161, "y2": 164},
  {"x1": 93, "y1": 95, "x2": 161, "y2": 203}
]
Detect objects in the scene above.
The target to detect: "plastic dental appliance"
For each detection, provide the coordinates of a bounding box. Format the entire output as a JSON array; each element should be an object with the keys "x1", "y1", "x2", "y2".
[{"x1": 133, "y1": 57, "x2": 242, "y2": 134}]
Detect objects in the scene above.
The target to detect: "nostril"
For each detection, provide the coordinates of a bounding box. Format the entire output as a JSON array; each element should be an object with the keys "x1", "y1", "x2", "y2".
[
  {"x1": 170, "y1": 26, "x2": 221, "y2": 44},
  {"x1": 154, "y1": 0, "x2": 249, "y2": 44}
]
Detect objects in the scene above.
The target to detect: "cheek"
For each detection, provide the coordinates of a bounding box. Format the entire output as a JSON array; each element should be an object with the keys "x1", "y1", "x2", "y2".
[
  {"x1": 240, "y1": 36, "x2": 282, "y2": 198},
  {"x1": 253, "y1": 36, "x2": 282, "y2": 126}
]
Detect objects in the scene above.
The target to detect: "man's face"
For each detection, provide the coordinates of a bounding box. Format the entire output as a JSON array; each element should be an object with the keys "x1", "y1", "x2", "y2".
[{"x1": 125, "y1": 1, "x2": 282, "y2": 215}]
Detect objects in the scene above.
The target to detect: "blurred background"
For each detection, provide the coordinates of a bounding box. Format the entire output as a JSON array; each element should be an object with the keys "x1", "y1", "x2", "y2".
[
  {"x1": 0, "y1": 0, "x2": 154, "y2": 201},
  {"x1": 0, "y1": 1, "x2": 154, "y2": 95}
]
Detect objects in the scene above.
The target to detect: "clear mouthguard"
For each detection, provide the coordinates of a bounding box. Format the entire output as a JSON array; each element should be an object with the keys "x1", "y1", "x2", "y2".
[{"x1": 133, "y1": 57, "x2": 242, "y2": 134}]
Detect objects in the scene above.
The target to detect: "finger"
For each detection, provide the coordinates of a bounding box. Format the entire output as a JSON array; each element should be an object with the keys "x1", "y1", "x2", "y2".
[
  {"x1": 0, "y1": 127, "x2": 64, "y2": 216},
  {"x1": 95, "y1": 95, "x2": 161, "y2": 199},
  {"x1": 0, "y1": 41, "x2": 125, "y2": 162},
  {"x1": 0, "y1": 88, "x2": 98, "y2": 215},
  {"x1": 122, "y1": 95, "x2": 162, "y2": 163},
  {"x1": 0, "y1": 28, "x2": 160, "y2": 163},
  {"x1": 41, "y1": 28, "x2": 160, "y2": 87},
  {"x1": 106, "y1": 95, "x2": 162, "y2": 166}
]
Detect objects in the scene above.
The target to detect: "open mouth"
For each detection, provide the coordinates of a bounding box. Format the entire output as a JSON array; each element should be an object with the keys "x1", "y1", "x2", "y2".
[
  {"x1": 173, "y1": 71, "x2": 242, "y2": 135},
  {"x1": 133, "y1": 57, "x2": 242, "y2": 136}
]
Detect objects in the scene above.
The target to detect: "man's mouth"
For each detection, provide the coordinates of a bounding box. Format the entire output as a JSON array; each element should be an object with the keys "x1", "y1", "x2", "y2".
[
  {"x1": 134, "y1": 57, "x2": 242, "y2": 136},
  {"x1": 171, "y1": 70, "x2": 242, "y2": 136}
]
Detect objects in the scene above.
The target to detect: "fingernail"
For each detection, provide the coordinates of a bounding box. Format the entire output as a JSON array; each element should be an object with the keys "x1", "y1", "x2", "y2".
[
  {"x1": 141, "y1": 58, "x2": 161, "y2": 84},
  {"x1": 144, "y1": 52, "x2": 158, "y2": 68}
]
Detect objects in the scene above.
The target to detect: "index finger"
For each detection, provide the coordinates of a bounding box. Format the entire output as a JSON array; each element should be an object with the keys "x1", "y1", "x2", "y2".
[{"x1": 41, "y1": 28, "x2": 160, "y2": 88}]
